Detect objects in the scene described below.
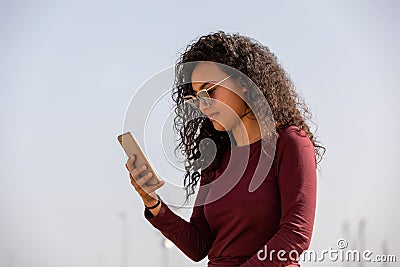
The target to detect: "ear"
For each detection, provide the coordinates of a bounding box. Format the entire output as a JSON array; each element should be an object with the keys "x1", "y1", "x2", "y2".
[
  {"x1": 240, "y1": 86, "x2": 248, "y2": 101},
  {"x1": 234, "y1": 76, "x2": 248, "y2": 93},
  {"x1": 236, "y1": 84, "x2": 248, "y2": 96}
]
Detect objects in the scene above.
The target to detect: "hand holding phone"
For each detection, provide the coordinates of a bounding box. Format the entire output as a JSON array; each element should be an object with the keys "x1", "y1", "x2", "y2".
[
  {"x1": 118, "y1": 132, "x2": 161, "y2": 186},
  {"x1": 119, "y1": 132, "x2": 165, "y2": 216}
]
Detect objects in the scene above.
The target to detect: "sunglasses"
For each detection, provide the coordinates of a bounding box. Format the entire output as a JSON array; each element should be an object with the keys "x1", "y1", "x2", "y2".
[{"x1": 183, "y1": 75, "x2": 231, "y2": 109}]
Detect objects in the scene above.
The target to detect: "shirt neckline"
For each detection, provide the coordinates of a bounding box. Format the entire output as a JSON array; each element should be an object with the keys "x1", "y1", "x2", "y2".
[{"x1": 231, "y1": 138, "x2": 262, "y2": 151}]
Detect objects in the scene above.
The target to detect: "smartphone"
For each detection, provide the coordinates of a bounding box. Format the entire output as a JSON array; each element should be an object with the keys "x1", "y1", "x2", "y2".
[{"x1": 117, "y1": 132, "x2": 161, "y2": 186}]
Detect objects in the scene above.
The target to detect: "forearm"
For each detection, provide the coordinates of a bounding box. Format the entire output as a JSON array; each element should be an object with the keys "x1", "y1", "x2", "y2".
[{"x1": 145, "y1": 201, "x2": 215, "y2": 262}]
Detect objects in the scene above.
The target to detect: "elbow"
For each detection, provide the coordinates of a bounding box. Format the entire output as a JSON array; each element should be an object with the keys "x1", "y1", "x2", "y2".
[
  {"x1": 192, "y1": 257, "x2": 206, "y2": 263},
  {"x1": 280, "y1": 226, "x2": 313, "y2": 254},
  {"x1": 293, "y1": 230, "x2": 313, "y2": 254},
  {"x1": 188, "y1": 252, "x2": 207, "y2": 262},
  {"x1": 299, "y1": 236, "x2": 312, "y2": 253},
  {"x1": 183, "y1": 235, "x2": 213, "y2": 262}
]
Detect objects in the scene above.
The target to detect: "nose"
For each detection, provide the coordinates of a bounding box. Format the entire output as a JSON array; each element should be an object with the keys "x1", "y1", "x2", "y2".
[
  {"x1": 199, "y1": 96, "x2": 216, "y2": 113},
  {"x1": 199, "y1": 99, "x2": 210, "y2": 114}
]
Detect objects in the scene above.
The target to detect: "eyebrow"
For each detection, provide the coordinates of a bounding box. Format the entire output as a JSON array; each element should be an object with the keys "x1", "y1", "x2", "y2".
[
  {"x1": 198, "y1": 81, "x2": 217, "y2": 91},
  {"x1": 194, "y1": 75, "x2": 231, "y2": 92}
]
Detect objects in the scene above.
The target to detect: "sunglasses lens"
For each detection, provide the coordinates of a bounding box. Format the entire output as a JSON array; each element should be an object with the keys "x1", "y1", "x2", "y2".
[
  {"x1": 199, "y1": 97, "x2": 212, "y2": 107},
  {"x1": 197, "y1": 91, "x2": 209, "y2": 98},
  {"x1": 183, "y1": 89, "x2": 215, "y2": 109},
  {"x1": 197, "y1": 91, "x2": 213, "y2": 107},
  {"x1": 184, "y1": 98, "x2": 200, "y2": 109}
]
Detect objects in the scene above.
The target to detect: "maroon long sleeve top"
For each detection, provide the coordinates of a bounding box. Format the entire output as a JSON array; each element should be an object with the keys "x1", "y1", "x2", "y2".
[{"x1": 145, "y1": 126, "x2": 317, "y2": 266}]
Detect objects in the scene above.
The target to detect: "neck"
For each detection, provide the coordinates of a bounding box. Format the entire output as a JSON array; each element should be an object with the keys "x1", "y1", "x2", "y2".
[{"x1": 231, "y1": 114, "x2": 261, "y2": 147}]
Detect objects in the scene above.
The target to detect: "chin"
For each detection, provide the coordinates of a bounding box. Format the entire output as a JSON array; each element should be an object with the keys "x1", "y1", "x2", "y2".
[{"x1": 211, "y1": 120, "x2": 229, "y2": 132}]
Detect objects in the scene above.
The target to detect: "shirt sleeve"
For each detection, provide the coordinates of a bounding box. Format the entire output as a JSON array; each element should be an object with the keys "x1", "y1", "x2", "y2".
[
  {"x1": 240, "y1": 130, "x2": 317, "y2": 267},
  {"x1": 144, "y1": 171, "x2": 216, "y2": 262}
]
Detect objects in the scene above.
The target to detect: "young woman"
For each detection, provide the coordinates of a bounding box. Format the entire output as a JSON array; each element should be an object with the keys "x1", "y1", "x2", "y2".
[{"x1": 125, "y1": 31, "x2": 325, "y2": 267}]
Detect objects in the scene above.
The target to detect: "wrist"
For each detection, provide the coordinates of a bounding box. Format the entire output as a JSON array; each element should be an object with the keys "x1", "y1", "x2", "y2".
[{"x1": 144, "y1": 194, "x2": 161, "y2": 210}]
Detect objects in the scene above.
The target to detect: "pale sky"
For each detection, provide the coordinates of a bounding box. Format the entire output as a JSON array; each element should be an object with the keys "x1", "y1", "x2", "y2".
[{"x1": 1, "y1": 0, "x2": 399, "y2": 266}]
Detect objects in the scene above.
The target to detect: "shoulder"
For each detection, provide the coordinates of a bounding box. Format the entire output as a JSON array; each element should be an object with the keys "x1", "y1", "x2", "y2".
[
  {"x1": 277, "y1": 125, "x2": 312, "y2": 146},
  {"x1": 275, "y1": 125, "x2": 316, "y2": 165}
]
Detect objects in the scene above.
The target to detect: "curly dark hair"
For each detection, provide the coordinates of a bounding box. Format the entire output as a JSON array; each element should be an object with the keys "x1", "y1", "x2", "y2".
[{"x1": 171, "y1": 31, "x2": 326, "y2": 203}]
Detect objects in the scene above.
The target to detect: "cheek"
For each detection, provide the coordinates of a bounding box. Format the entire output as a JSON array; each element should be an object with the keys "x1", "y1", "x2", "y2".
[
  {"x1": 215, "y1": 94, "x2": 245, "y2": 118},
  {"x1": 211, "y1": 104, "x2": 243, "y2": 131},
  {"x1": 209, "y1": 91, "x2": 246, "y2": 130}
]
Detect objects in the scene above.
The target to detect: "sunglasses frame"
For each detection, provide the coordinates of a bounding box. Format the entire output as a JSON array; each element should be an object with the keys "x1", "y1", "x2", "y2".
[{"x1": 183, "y1": 75, "x2": 232, "y2": 109}]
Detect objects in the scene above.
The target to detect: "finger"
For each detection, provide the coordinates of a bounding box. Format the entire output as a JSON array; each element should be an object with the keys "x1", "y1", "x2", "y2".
[
  {"x1": 129, "y1": 173, "x2": 157, "y2": 198},
  {"x1": 129, "y1": 173, "x2": 139, "y2": 189},
  {"x1": 130, "y1": 174, "x2": 164, "y2": 200},
  {"x1": 129, "y1": 173, "x2": 145, "y2": 192},
  {"x1": 130, "y1": 172, "x2": 164, "y2": 192},
  {"x1": 125, "y1": 155, "x2": 136, "y2": 171},
  {"x1": 130, "y1": 171, "x2": 152, "y2": 192},
  {"x1": 129, "y1": 170, "x2": 152, "y2": 189},
  {"x1": 128, "y1": 164, "x2": 148, "y2": 180},
  {"x1": 136, "y1": 171, "x2": 155, "y2": 187},
  {"x1": 145, "y1": 180, "x2": 165, "y2": 195}
]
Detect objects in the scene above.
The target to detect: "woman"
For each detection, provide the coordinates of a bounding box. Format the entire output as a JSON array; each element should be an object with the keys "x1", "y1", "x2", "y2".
[{"x1": 125, "y1": 31, "x2": 325, "y2": 266}]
